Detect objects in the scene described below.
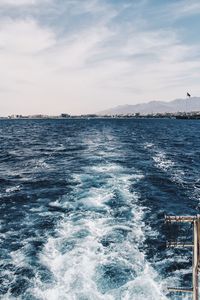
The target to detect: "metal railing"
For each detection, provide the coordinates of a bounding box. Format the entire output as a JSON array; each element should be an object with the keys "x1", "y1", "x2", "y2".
[{"x1": 165, "y1": 215, "x2": 200, "y2": 300}]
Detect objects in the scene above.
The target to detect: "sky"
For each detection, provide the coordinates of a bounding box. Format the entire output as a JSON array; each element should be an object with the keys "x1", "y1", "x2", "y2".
[{"x1": 0, "y1": 0, "x2": 200, "y2": 115}]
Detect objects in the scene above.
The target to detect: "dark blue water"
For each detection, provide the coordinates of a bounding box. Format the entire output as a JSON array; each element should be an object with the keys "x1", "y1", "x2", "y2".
[{"x1": 0, "y1": 119, "x2": 200, "y2": 300}]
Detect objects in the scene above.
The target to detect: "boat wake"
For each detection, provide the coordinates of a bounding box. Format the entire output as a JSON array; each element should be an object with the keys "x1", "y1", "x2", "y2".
[{"x1": 30, "y1": 137, "x2": 167, "y2": 300}]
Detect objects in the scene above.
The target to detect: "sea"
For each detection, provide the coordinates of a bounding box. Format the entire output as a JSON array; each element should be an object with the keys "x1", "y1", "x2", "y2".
[{"x1": 0, "y1": 118, "x2": 200, "y2": 300}]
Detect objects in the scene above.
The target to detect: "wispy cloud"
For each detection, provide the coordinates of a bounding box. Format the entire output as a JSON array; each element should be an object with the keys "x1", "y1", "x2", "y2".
[
  {"x1": 151, "y1": 0, "x2": 200, "y2": 21},
  {"x1": 170, "y1": 0, "x2": 200, "y2": 18}
]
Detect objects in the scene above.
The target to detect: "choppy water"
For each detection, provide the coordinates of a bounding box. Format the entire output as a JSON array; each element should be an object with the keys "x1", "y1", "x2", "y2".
[{"x1": 0, "y1": 119, "x2": 200, "y2": 300}]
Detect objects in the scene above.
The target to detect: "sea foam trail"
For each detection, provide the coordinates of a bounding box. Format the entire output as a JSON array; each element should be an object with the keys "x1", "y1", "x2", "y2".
[{"x1": 30, "y1": 134, "x2": 167, "y2": 300}]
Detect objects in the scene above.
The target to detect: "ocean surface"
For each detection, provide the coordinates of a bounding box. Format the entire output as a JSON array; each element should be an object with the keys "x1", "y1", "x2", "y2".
[{"x1": 0, "y1": 119, "x2": 200, "y2": 300}]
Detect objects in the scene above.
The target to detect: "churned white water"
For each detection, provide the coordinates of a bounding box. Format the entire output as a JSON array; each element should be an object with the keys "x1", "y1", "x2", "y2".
[{"x1": 30, "y1": 133, "x2": 168, "y2": 300}]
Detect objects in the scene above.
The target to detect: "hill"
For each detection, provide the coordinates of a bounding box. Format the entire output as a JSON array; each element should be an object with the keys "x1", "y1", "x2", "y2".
[{"x1": 98, "y1": 97, "x2": 200, "y2": 115}]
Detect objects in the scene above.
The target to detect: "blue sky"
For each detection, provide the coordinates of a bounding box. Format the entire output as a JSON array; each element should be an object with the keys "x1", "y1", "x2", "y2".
[{"x1": 0, "y1": 0, "x2": 200, "y2": 115}]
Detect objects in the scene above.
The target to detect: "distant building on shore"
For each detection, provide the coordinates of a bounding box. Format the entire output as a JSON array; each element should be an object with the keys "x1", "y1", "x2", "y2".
[{"x1": 60, "y1": 113, "x2": 71, "y2": 118}]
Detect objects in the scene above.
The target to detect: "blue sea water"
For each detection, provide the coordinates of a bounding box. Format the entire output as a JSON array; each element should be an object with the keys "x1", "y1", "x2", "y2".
[{"x1": 0, "y1": 119, "x2": 200, "y2": 300}]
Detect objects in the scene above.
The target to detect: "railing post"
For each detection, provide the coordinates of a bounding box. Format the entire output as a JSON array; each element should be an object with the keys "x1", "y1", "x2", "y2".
[{"x1": 193, "y1": 220, "x2": 198, "y2": 300}]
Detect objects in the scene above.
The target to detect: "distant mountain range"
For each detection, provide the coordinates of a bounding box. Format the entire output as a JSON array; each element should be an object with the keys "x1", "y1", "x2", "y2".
[{"x1": 98, "y1": 97, "x2": 200, "y2": 115}]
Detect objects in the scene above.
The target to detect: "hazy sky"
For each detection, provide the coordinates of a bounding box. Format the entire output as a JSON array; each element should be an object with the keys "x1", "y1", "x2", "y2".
[{"x1": 0, "y1": 0, "x2": 200, "y2": 115}]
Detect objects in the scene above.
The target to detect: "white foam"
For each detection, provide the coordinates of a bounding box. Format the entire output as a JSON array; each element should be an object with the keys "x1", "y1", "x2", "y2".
[
  {"x1": 91, "y1": 164, "x2": 123, "y2": 173},
  {"x1": 80, "y1": 187, "x2": 114, "y2": 208},
  {"x1": 49, "y1": 200, "x2": 62, "y2": 208},
  {"x1": 153, "y1": 151, "x2": 174, "y2": 172},
  {"x1": 6, "y1": 185, "x2": 21, "y2": 193},
  {"x1": 143, "y1": 142, "x2": 154, "y2": 149},
  {"x1": 10, "y1": 248, "x2": 28, "y2": 268},
  {"x1": 119, "y1": 264, "x2": 167, "y2": 300},
  {"x1": 147, "y1": 146, "x2": 185, "y2": 184},
  {"x1": 26, "y1": 132, "x2": 177, "y2": 299},
  {"x1": 29, "y1": 157, "x2": 168, "y2": 300},
  {"x1": 34, "y1": 159, "x2": 50, "y2": 170}
]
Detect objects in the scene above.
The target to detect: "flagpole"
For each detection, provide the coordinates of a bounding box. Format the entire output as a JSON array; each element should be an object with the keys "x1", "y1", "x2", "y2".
[{"x1": 186, "y1": 92, "x2": 191, "y2": 114}]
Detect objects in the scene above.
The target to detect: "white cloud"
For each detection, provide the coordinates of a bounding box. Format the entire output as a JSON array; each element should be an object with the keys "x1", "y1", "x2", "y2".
[
  {"x1": 0, "y1": 0, "x2": 49, "y2": 5},
  {"x1": 0, "y1": 20, "x2": 55, "y2": 54}
]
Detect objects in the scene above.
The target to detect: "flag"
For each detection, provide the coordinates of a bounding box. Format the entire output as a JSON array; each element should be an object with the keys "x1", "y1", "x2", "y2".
[{"x1": 187, "y1": 92, "x2": 191, "y2": 97}]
